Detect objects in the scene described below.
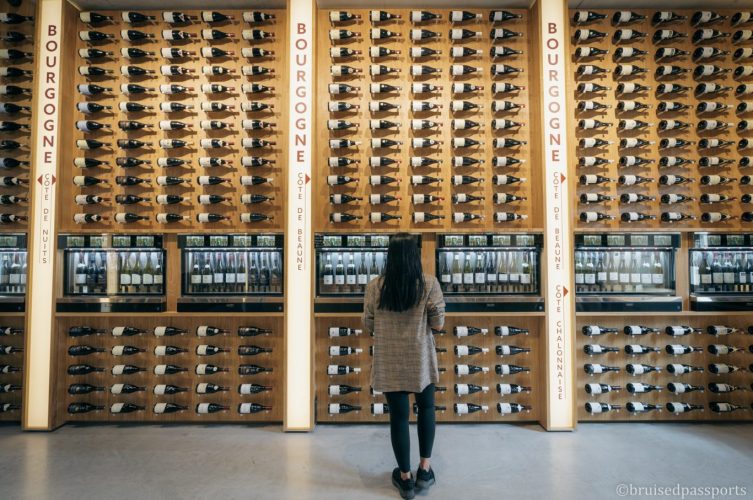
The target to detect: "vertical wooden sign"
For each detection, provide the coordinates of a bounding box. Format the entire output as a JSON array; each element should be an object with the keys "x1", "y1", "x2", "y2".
[
  {"x1": 23, "y1": 0, "x2": 63, "y2": 430},
  {"x1": 539, "y1": 0, "x2": 575, "y2": 430},
  {"x1": 285, "y1": 0, "x2": 314, "y2": 431}
]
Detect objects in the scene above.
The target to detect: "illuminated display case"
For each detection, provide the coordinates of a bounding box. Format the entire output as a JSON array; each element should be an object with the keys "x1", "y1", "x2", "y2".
[
  {"x1": 574, "y1": 233, "x2": 681, "y2": 312},
  {"x1": 0, "y1": 233, "x2": 27, "y2": 312},
  {"x1": 58, "y1": 234, "x2": 165, "y2": 312},
  {"x1": 689, "y1": 233, "x2": 753, "y2": 311},
  {"x1": 314, "y1": 233, "x2": 421, "y2": 312},
  {"x1": 178, "y1": 234, "x2": 284, "y2": 312},
  {"x1": 436, "y1": 233, "x2": 543, "y2": 312}
]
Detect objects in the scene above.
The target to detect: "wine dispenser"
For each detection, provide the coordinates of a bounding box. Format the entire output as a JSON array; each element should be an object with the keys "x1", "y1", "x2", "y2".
[
  {"x1": 436, "y1": 233, "x2": 544, "y2": 312},
  {"x1": 178, "y1": 234, "x2": 284, "y2": 313},
  {"x1": 57, "y1": 234, "x2": 165, "y2": 312},
  {"x1": 0, "y1": 233, "x2": 27, "y2": 312},
  {"x1": 314, "y1": 233, "x2": 421, "y2": 312},
  {"x1": 574, "y1": 233, "x2": 681, "y2": 312},
  {"x1": 689, "y1": 233, "x2": 753, "y2": 311}
]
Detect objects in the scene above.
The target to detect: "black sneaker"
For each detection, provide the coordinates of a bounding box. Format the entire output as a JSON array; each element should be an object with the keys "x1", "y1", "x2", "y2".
[
  {"x1": 415, "y1": 466, "x2": 435, "y2": 491},
  {"x1": 392, "y1": 468, "x2": 416, "y2": 500}
]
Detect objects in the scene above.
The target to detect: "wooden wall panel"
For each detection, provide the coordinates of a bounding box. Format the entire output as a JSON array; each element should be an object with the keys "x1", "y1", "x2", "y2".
[
  {"x1": 315, "y1": 8, "x2": 538, "y2": 233},
  {"x1": 315, "y1": 313, "x2": 543, "y2": 423},
  {"x1": 567, "y1": 9, "x2": 753, "y2": 231},
  {"x1": 56, "y1": 313, "x2": 282, "y2": 422},
  {"x1": 59, "y1": 9, "x2": 288, "y2": 233},
  {"x1": 0, "y1": 1, "x2": 35, "y2": 232},
  {"x1": 0, "y1": 314, "x2": 24, "y2": 421},
  {"x1": 576, "y1": 313, "x2": 753, "y2": 421}
]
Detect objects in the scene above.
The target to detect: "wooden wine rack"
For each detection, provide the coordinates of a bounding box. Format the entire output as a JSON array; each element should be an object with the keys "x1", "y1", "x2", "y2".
[
  {"x1": 59, "y1": 9, "x2": 288, "y2": 233},
  {"x1": 55, "y1": 314, "x2": 282, "y2": 423},
  {"x1": 576, "y1": 314, "x2": 753, "y2": 421},
  {"x1": 314, "y1": 8, "x2": 542, "y2": 233},
  {"x1": 0, "y1": 1, "x2": 34, "y2": 232},
  {"x1": 315, "y1": 314, "x2": 543, "y2": 423},
  {"x1": 567, "y1": 9, "x2": 753, "y2": 231},
  {"x1": 0, "y1": 313, "x2": 23, "y2": 421}
]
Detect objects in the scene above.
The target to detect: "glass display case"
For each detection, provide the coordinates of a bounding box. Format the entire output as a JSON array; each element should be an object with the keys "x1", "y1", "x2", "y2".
[
  {"x1": 689, "y1": 233, "x2": 753, "y2": 311},
  {"x1": 178, "y1": 234, "x2": 283, "y2": 312},
  {"x1": 0, "y1": 233, "x2": 27, "y2": 312},
  {"x1": 574, "y1": 233, "x2": 681, "y2": 312},
  {"x1": 436, "y1": 233, "x2": 543, "y2": 312},
  {"x1": 58, "y1": 234, "x2": 165, "y2": 312},
  {"x1": 314, "y1": 233, "x2": 414, "y2": 312}
]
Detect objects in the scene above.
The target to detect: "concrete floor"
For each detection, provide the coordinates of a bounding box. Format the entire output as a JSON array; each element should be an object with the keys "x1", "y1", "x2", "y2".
[{"x1": 1, "y1": 423, "x2": 752, "y2": 500}]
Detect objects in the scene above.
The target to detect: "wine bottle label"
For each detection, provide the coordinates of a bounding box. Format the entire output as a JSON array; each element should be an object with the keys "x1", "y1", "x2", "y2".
[
  {"x1": 131, "y1": 272, "x2": 142, "y2": 286},
  {"x1": 154, "y1": 346, "x2": 168, "y2": 356},
  {"x1": 112, "y1": 346, "x2": 125, "y2": 356},
  {"x1": 455, "y1": 326, "x2": 469, "y2": 336},
  {"x1": 414, "y1": 212, "x2": 425, "y2": 223},
  {"x1": 451, "y1": 271, "x2": 462, "y2": 285},
  {"x1": 120, "y1": 272, "x2": 131, "y2": 285},
  {"x1": 111, "y1": 403, "x2": 125, "y2": 413},
  {"x1": 112, "y1": 365, "x2": 126, "y2": 375}
]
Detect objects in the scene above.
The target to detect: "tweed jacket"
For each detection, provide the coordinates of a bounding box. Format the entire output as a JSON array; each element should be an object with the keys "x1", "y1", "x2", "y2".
[{"x1": 363, "y1": 274, "x2": 446, "y2": 393}]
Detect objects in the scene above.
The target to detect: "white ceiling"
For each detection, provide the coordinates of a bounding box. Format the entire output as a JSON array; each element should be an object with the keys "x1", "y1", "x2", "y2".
[{"x1": 71, "y1": 0, "x2": 286, "y2": 10}]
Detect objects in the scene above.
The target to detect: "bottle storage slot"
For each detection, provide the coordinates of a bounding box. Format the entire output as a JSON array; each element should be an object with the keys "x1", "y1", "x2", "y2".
[{"x1": 0, "y1": 233, "x2": 28, "y2": 311}]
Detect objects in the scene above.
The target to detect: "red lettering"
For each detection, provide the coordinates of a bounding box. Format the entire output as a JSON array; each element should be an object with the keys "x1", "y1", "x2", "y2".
[
  {"x1": 45, "y1": 55, "x2": 57, "y2": 68},
  {"x1": 549, "y1": 69, "x2": 558, "y2": 82},
  {"x1": 43, "y1": 119, "x2": 54, "y2": 132},
  {"x1": 47, "y1": 24, "x2": 56, "y2": 36},
  {"x1": 548, "y1": 23, "x2": 557, "y2": 34},
  {"x1": 46, "y1": 71, "x2": 55, "y2": 84},
  {"x1": 297, "y1": 23, "x2": 306, "y2": 35},
  {"x1": 44, "y1": 151, "x2": 52, "y2": 163},
  {"x1": 43, "y1": 135, "x2": 54, "y2": 147},
  {"x1": 297, "y1": 70, "x2": 305, "y2": 82},
  {"x1": 297, "y1": 150, "x2": 304, "y2": 162}
]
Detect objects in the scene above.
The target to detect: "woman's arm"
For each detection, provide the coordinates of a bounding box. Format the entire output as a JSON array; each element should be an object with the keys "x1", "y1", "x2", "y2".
[
  {"x1": 427, "y1": 277, "x2": 446, "y2": 330},
  {"x1": 362, "y1": 281, "x2": 376, "y2": 334}
]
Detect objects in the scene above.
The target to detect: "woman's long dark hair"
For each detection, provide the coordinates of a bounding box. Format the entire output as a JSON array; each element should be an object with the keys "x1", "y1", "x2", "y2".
[{"x1": 378, "y1": 233, "x2": 425, "y2": 312}]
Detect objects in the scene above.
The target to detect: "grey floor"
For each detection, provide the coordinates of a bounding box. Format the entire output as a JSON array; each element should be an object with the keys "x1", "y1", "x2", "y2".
[{"x1": 1, "y1": 422, "x2": 752, "y2": 500}]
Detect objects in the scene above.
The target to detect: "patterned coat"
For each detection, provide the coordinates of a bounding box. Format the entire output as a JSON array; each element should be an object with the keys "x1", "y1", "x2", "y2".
[{"x1": 363, "y1": 274, "x2": 446, "y2": 393}]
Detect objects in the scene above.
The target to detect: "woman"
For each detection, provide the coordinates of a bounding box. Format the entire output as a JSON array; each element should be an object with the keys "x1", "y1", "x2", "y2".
[{"x1": 363, "y1": 233, "x2": 445, "y2": 500}]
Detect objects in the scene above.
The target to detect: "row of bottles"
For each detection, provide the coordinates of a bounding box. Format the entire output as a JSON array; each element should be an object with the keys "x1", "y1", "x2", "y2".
[
  {"x1": 185, "y1": 250, "x2": 282, "y2": 295},
  {"x1": 0, "y1": 9, "x2": 33, "y2": 227},
  {"x1": 63, "y1": 319, "x2": 279, "y2": 421},
  {"x1": 67, "y1": 250, "x2": 163, "y2": 295},
  {"x1": 578, "y1": 318, "x2": 753, "y2": 420},
  {"x1": 318, "y1": 250, "x2": 385, "y2": 295},
  {"x1": 689, "y1": 250, "x2": 753, "y2": 292},
  {"x1": 319, "y1": 320, "x2": 535, "y2": 421},
  {"x1": 0, "y1": 250, "x2": 26, "y2": 294},
  {"x1": 574, "y1": 250, "x2": 671, "y2": 294},
  {"x1": 571, "y1": 9, "x2": 753, "y2": 228},
  {"x1": 437, "y1": 250, "x2": 537, "y2": 294},
  {"x1": 322, "y1": 8, "x2": 531, "y2": 229},
  {"x1": 69, "y1": 9, "x2": 282, "y2": 229}
]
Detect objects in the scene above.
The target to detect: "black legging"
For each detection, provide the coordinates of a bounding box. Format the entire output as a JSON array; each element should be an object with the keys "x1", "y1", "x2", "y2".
[{"x1": 384, "y1": 384, "x2": 435, "y2": 474}]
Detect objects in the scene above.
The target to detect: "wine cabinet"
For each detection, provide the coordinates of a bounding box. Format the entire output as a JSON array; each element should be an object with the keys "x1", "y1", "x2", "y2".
[
  {"x1": 58, "y1": 234, "x2": 166, "y2": 312},
  {"x1": 56, "y1": 314, "x2": 281, "y2": 422},
  {"x1": 0, "y1": 2, "x2": 34, "y2": 232},
  {"x1": 576, "y1": 314, "x2": 752, "y2": 421},
  {"x1": 567, "y1": 9, "x2": 753, "y2": 230},
  {"x1": 315, "y1": 7, "x2": 541, "y2": 232},
  {"x1": 574, "y1": 232, "x2": 682, "y2": 311},
  {"x1": 59, "y1": 8, "x2": 287, "y2": 232},
  {"x1": 315, "y1": 315, "x2": 541, "y2": 423},
  {"x1": 689, "y1": 232, "x2": 753, "y2": 310},
  {"x1": 178, "y1": 233, "x2": 283, "y2": 312}
]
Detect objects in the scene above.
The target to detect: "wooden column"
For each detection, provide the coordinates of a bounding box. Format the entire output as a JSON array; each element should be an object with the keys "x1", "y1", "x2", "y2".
[
  {"x1": 284, "y1": 0, "x2": 315, "y2": 431},
  {"x1": 23, "y1": 0, "x2": 76, "y2": 430},
  {"x1": 537, "y1": 0, "x2": 576, "y2": 431}
]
